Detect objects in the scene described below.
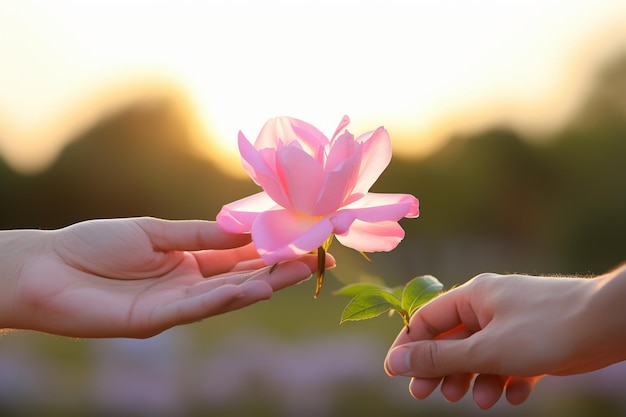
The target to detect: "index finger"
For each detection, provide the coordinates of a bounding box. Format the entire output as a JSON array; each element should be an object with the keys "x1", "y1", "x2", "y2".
[{"x1": 137, "y1": 218, "x2": 252, "y2": 251}]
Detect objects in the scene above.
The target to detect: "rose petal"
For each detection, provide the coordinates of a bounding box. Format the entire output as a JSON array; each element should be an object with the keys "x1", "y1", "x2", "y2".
[
  {"x1": 238, "y1": 131, "x2": 271, "y2": 183},
  {"x1": 330, "y1": 115, "x2": 351, "y2": 142},
  {"x1": 335, "y1": 220, "x2": 405, "y2": 252},
  {"x1": 309, "y1": 135, "x2": 362, "y2": 215},
  {"x1": 344, "y1": 192, "x2": 419, "y2": 220},
  {"x1": 352, "y1": 127, "x2": 392, "y2": 194},
  {"x1": 329, "y1": 193, "x2": 419, "y2": 233},
  {"x1": 312, "y1": 158, "x2": 360, "y2": 216},
  {"x1": 251, "y1": 209, "x2": 333, "y2": 264},
  {"x1": 256, "y1": 116, "x2": 328, "y2": 154},
  {"x1": 275, "y1": 143, "x2": 325, "y2": 214},
  {"x1": 216, "y1": 192, "x2": 278, "y2": 233},
  {"x1": 325, "y1": 130, "x2": 358, "y2": 172},
  {"x1": 239, "y1": 132, "x2": 293, "y2": 210},
  {"x1": 290, "y1": 118, "x2": 329, "y2": 154}
]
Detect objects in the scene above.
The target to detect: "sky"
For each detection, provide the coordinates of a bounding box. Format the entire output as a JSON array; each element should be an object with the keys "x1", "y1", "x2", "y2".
[{"x1": 1, "y1": 0, "x2": 626, "y2": 176}]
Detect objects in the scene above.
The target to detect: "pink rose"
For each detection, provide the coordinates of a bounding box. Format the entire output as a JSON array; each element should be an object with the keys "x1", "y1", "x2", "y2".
[{"x1": 217, "y1": 115, "x2": 419, "y2": 295}]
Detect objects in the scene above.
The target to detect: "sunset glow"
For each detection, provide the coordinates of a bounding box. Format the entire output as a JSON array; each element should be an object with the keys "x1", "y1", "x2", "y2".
[{"x1": 1, "y1": 0, "x2": 626, "y2": 176}]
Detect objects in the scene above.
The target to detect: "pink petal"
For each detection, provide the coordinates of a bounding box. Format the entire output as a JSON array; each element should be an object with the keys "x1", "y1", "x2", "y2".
[
  {"x1": 256, "y1": 116, "x2": 328, "y2": 154},
  {"x1": 304, "y1": 134, "x2": 363, "y2": 215},
  {"x1": 352, "y1": 127, "x2": 392, "y2": 194},
  {"x1": 255, "y1": 117, "x2": 290, "y2": 148},
  {"x1": 251, "y1": 209, "x2": 333, "y2": 264},
  {"x1": 330, "y1": 193, "x2": 419, "y2": 233},
  {"x1": 335, "y1": 220, "x2": 405, "y2": 252},
  {"x1": 330, "y1": 115, "x2": 351, "y2": 141},
  {"x1": 216, "y1": 192, "x2": 278, "y2": 233},
  {"x1": 238, "y1": 132, "x2": 293, "y2": 210},
  {"x1": 312, "y1": 155, "x2": 361, "y2": 215},
  {"x1": 275, "y1": 143, "x2": 325, "y2": 214},
  {"x1": 344, "y1": 192, "x2": 419, "y2": 219},
  {"x1": 325, "y1": 130, "x2": 358, "y2": 172},
  {"x1": 238, "y1": 131, "x2": 270, "y2": 183}
]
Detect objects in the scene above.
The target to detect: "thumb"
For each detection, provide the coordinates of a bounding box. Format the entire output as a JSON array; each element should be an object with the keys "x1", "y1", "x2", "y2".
[{"x1": 386, "y1": 339, "x2": 480, "y2": 378}]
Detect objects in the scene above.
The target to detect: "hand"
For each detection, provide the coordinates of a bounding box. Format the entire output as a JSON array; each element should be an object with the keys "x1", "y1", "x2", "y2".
[
  {"x1": 3, "y1": 217, "x2": 332, "y2": 338},
  {"x1": 384, "y1": 270, "x2": 626, "y2": 409}
]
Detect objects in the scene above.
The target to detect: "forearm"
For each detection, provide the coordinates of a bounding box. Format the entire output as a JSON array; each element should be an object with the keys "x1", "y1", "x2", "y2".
[{"x1": 0, "y1": 229, "x2": 50, "y2": 330}]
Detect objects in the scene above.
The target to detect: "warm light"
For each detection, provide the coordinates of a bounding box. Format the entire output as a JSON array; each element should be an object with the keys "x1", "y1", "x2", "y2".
[{"x1": 1, "y1": 0, "x2": 626, "y2": 177}]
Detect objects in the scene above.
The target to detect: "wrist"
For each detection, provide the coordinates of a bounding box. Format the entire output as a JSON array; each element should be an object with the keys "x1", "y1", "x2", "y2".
[
  {"x1": 598, "y1": 265, "x2": 626, "y2": 349},
  {"x1": 578, "y1": 264, "x2": 626, "y2": 369}
]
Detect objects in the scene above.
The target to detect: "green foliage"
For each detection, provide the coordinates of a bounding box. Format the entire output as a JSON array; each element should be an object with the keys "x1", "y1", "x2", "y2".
[
  {"x1": 401, "y1": 275, "x2": 444, "y2": 317},
  {"x1": 337, "y1": 275, "x2": 444, "y2": 328},
  {"x1": 333, "y1": 283, "x2": 386, "y2": 297},
  {"x1": 339, "y1": 289, "x2": 403, "y2": 322}
]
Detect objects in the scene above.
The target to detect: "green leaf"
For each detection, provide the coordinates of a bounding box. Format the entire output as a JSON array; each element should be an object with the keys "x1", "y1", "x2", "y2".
[
  {"x1": 401, "y1": 275, "x2": 444, "y2": 317},
  {"x1": 340, "y1": 289, "x2": 404, "y2": 323},
  {"x1": 390, "y1": 285, "x2": 404, "y2": 300},
  {"x1": 333, "y1": 283, "x2": 386, "y2": 297}
]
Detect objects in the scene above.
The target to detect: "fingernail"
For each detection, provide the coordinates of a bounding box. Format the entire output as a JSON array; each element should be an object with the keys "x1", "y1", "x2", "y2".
[{"x1": 387, "y1": 346, "x2": 411, "y2": 375}]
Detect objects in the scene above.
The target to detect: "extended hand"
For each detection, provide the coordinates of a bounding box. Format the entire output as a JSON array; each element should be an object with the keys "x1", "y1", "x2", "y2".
[
  {"x1": 384, "y1": 268, "x2": 626, "y2": 409},
  {"x1": 2, "y1": 217, "x2": 329, "y2": 338}
]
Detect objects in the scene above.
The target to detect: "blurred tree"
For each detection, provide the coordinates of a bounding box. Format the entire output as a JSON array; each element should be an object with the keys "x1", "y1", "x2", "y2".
[
  {"x1": 545, "y1": 52, "x2": 626, "y2": 273},
  {"x1": 0, "y1": 96, "x2": 257, "y2": 229},
  {"x1": 377, "y1": 52, "x2": 626, "y2": 277}
]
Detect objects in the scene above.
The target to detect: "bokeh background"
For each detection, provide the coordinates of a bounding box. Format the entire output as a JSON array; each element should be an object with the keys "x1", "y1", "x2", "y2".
[{"x1": 1, "y1": 1, "x2": 626, "y2": 416}]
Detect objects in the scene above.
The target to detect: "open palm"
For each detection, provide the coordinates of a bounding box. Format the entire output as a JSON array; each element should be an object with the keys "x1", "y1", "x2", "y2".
[{"x1": 10, "y1": 217, "x2": 320, "y2": 338}]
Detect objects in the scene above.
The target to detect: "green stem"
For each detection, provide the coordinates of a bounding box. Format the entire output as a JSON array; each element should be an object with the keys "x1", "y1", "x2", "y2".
[
  {"x1": 399, "y1": 310, "x2": 411, "y2": 332},
  {"x1": 314, "y1": 245, "x2": 325, "y2": 299},
  {"x1": 314, "y1": 235, "x2": 334, "y2": 299}
]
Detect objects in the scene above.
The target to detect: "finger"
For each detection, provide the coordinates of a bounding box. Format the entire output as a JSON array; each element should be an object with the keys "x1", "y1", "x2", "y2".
[
  {"x1": 389, "y1": 283, "x2": 478, "y2": 349},
  {"x1": 187, "y1": 270, "x2": 260, "y2": 297},
  {"x1": 224, "y1": 254, "x2": 333, "y2": 292},
  {"x1": 229, "y1": 247, "x2": 335, "y2": 272},
  {"x1": 249, "y1": 260, "x2": 314, "y2": 291},
  {"x1": 149, "y1": 284, "x2": 246, "y2": 334},
  {"x1": 192, "y1": 243, "x2": 261, "y2": 276},
  {"x1": 386, "y1": 337, "x2": 486, "y2": 378},
  {"x1": 386, "y1": 324, "x2": 474, "y2": 378},
  {"x1": 137, "y1": 218, "x2": 252, "y2": 252},
  {"x1": 192, "y1": 245, "x2": 335, "y2": 278},
  {"x1": 211, "y1": 280, "x2": 275, "y2": 313},
  {"x1": 227, "y1": 251, "x2": 335, "y2": 279},
  {"x1": 408, "y1": 377, "x2": 441, "y2": 400},
  {"x1": 291, "y1": 252, "x2": 336, "y2": 274},
  {"x1": 151, "y1": 280, "x2": 276, "y2": 335},
  {"x1": 188, "y1": 259, "x2": 315, "y2": 298},
  {"x1": 231, "y1": 258, "x2": 270, "y2": 272},
  {"x1": 441, "y1": 373, "x2": 474, "y2": 402},
  {"x1": 473, "y1": 374, "x2": 506, "y2": 410},
  {"x1": 505, "y1": 375, "x2": 543, "y2": 405}
]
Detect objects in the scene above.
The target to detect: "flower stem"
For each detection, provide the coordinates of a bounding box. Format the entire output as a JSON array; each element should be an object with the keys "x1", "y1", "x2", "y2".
[
  {"x1": 314, "y1": 235, "x2": 334, "y2": 299},
  {"x1": 314, "y1": 245, "x2": 325, "y2": 299}
]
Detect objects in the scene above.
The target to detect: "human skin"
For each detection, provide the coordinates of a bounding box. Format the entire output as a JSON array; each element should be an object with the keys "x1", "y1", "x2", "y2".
[
  {"x1": 385, "y1": 263, "x2": 626, "y2": 409},
  {"x1": 0, "y1": 217, "x2": 333, "y2": 338}
]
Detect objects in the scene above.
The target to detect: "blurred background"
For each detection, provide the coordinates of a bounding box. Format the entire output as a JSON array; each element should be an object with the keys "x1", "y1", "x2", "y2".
[{"x1": 1, "y1": 0, "x2": 626, "y2": 416}]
